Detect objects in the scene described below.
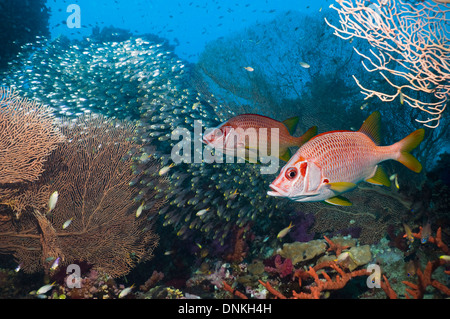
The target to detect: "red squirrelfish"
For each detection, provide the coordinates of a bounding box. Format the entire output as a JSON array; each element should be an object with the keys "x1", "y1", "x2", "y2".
[
  {"x1": 202, "y1": 114, "x2": 317, "y2": 162},
  {"x1": 267, "y1": 111, "x2": 425, "y2": 206}
]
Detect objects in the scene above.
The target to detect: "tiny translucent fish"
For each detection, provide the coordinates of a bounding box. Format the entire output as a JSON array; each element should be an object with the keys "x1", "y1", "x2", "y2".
[
  {"x1": 136, "y1": 202, "x2": 144, "y2": 218},
  {"x1": 159, "y1": 163, "x2": 174, "y2": 176},
  {"x1": 277, "y1": 222, "x2": 294, "y2": 238},
  {"x1": 421, "y1": 222, "x2": 431, "y2": 244},
  {"x1": 389, "y1": 173, "x2": 399, "y2": 189},
  {"x1": 118, "y1": 284, "x2": 135, "y2": 298},
  {"x1": 228, "y1": 189, "x2": 239, "y2": 200},
  {"x1": 360, "y1": 102, "x2": 369, "y2": 110},
  {"x1": 177, "y1": 225, "x2": 188, "y2": 237},
  {"x1": 243, "y1": 66, "x2": 254, "y2": 72},
  {"x1": 50, "y1": 257, "x2": 60, "y2": 270},
  {"x1": 196, "y1": 208, "x2": 210, "y2": 216},
  {"x1": 299, "y1": 61, "x2": 310, "y2": 68},
  {"x1": 48, "y1": 191, "x2": 59, "y2": 213},
  {"x1": 399, "y1": 90, "x2": 404, "y2": 105},
  {"x1": 15, "y1": 263, "x2": 22, "y2": 272},
  {"x1": 62, "y1": 218, "x2": 73, "y2": 229},
  {"x1": 439, "y1": 255, "x2": 450, "y2": 262},
  {"x1": 164, "y1": 250, "x2": 175, "y2": 255},
  {"x1": 36, "y1": 282, "x2": 56, "y2": 295}
]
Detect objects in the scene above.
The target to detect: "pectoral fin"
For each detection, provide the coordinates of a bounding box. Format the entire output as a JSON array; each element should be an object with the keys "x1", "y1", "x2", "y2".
[
  {"x1": 325, "y1": 196, "x2": 353, "y2": 206},
  {"x1": 326, "y1": 182, "x2": 357, "y2": 193},
  {"x1": 365, "y1": 165, "x2": 391, "y2": 187}
]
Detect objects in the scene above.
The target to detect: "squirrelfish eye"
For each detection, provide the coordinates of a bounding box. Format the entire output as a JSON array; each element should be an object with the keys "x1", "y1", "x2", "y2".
[{"x1": 285, "y1": 167, "x2": 297, "y2": 180}]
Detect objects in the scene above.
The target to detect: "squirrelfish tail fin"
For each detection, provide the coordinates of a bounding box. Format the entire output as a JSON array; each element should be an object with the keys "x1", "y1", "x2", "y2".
[
  {"x1": 282, "y1": 116, "x2": 300, "y2": 135},
  {"x1": 294, "y1": 126, "x2": 318, "y2": 147},
  {"x1": 394, "y1": 128, "x2": 425, "y2": 173}
]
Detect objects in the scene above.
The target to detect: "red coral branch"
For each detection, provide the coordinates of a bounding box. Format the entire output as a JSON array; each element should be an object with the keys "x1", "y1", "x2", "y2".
[
  {"x1": 411, "y1": 227, "x2": 449, "y2": 254},
  {"x1": 401, "y1": 227, "x2": 450, "y2": 298},
  {"x1": 258, "y1": 280, "x2": 287, "y2": 299},
  {"x1": 324, "y1": 236, "x2": 350, "y2": 256},
  {"x1": 222, "y1": 281, "x2": 248, "y2": 299},
  {"x1": 380, "y1": 275, "x2": 398, "y2": 299},
  {"x1": 402, "y1": 259, "x2": 450, "y2": 299},
  {"x1": 261, "y1": 261, "x2": 369, "y2": 299}
]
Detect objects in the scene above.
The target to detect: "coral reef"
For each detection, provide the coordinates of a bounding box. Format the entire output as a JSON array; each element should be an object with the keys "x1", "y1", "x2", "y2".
[
  {"x1": 0, "y1": 115, "x2": 165, "y2": 277},
  {"x1": 0, "y1": 88, "x2": 64, "y2": 185},
  {"x1": 0, "y1": 11, "x2": 448, "y2": 300}
]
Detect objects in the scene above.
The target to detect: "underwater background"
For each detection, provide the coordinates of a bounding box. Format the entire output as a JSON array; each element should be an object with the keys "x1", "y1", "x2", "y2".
[{"x1": 0, "y1": 0, "x2": 449, "y2": 300}]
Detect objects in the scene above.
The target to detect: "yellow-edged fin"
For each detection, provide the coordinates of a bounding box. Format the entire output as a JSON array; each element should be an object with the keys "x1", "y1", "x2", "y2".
[
  {"x1": 279, "y1": 148, "x2": 291, "y2": 162},
  {"x1": 327, "y1": 182, "x2": 357, "y2": 193},
  {"x1": 395, "y1": 129, "x2": 425, "y2": 173},
  {"x1": 282, "y1": 116, "x2": 300, "y2": 135},
  {"x1": 365, "y1": 166, "x2": 391, "y2": 187},
  {"x1": 359, "y1": 111, "x2": 381, "y2": 145},
  {"x1": 325, "y1": 196, "x2": 352, "y2": 206},
  {"x1": 294, "y1": 125, "x2": 318, "y2": 147}
]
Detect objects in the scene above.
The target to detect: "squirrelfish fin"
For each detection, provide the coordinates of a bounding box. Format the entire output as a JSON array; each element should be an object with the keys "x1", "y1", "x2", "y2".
[
  {"x1": 282, "y1": 116, "x2": 300, "y2": 135},
  {"x1": 325, "y1": 196, "x2": 352, "y2": 206},
  {"x1": 359, "y1": 111, "x2": 381, "y2": 145},
  {"x1": 395, "y1": 129, "x2": 425, "y2": 173},
  {"x1": 326, "y1": 182, "x2": 357, "y2": 193},
  {"x1": 279, "y1": 148, "x2": 291, "y2": 162},
  {"x1": 294, "y1": 125, "x2": 318, "y2": 147},
  {"x1": 365, "y1": 166, "x2": 391, "y2": 187}
]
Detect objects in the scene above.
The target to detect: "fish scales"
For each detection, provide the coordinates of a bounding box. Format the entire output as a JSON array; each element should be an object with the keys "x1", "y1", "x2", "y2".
[
  {"x1": 226, "y1": 114, "x2": 295, "y2": 147},
  {"x1": 296, "y1": 131, "x2": 393, "y2": 183}
]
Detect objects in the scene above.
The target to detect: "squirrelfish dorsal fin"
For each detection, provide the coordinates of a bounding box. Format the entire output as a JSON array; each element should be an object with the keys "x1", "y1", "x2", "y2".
[
  {"x1": 282, "y1": 116, "x2": 300, "y2": 135},
  {"x1": 359, "y1": 111, "x2": 381, "y2": 145}
]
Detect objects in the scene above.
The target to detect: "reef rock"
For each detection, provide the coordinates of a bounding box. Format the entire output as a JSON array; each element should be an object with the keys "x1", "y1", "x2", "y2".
[
  {"x1": 347, "y1": 245, "x2": 372, "y2": 271},
  {"x1": 277, "y1": 240, "x2": 327, "y2": 265}
]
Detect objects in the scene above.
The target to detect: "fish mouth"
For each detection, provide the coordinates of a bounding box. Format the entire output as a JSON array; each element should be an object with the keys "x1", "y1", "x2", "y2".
[
  {"x1": 268, "y1": 184, "x2": 322, "y2": 201},
  {"x1": 202, "y1": 135, "x2": 211, "y2": 145},
  {"x1": 267, "y1": 184, "x2": 288, "y2": 197}
]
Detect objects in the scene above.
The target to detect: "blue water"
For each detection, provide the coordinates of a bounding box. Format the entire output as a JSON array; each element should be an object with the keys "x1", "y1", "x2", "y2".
[{"x1": 47, "y1": 0, "x2": 326, "y2": 62}]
